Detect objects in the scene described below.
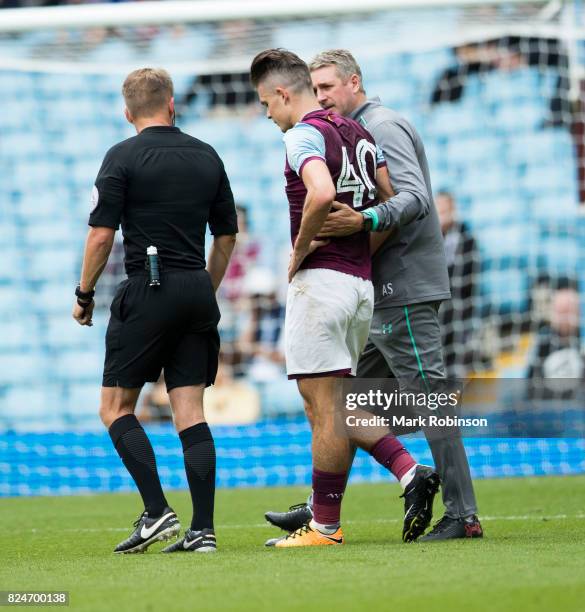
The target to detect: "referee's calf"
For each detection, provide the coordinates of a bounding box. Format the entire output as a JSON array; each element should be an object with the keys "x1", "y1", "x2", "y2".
[{"x1": 72, "y1": 68, "x2": 238, "y2": 554}]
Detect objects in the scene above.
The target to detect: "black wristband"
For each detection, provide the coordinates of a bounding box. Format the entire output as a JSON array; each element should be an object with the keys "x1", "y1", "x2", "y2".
[
  {"x1": 75, "y1": 285, "x2": 95, "y2": 301},
  {"x1": 362, "y1": 213, "x2": 373, "y2": 232}
]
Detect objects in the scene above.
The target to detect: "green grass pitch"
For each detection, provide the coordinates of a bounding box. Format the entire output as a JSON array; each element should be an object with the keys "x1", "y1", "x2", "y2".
[{"x1": 2, "y1": 476, "x2": 585, "y2": 612}]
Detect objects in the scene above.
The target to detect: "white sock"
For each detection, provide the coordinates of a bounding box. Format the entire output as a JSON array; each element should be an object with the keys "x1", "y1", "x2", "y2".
[
  {"x1": 309, "y1": 518, "x2": 339, "y2": 534},
  {"x1": 399, "y1": 464, "x2": 418, "y2": 490}
]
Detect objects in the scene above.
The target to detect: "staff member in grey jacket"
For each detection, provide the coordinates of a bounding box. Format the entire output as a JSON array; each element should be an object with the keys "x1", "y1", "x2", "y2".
[{"x1": 265, "y1": 49, "x2": 482, "y2": 541}]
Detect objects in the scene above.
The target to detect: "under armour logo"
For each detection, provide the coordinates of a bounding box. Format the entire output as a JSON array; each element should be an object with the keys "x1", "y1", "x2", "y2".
[
  {"x1": 326, "y1": 493, "x2": 344, "y2": 499},
  {"x1": 382, "y1": 323, "x2": 392, "y2": 335}
]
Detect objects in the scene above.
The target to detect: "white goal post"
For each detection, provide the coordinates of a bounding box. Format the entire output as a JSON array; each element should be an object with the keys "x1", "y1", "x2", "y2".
[{"x1": 0, "y1": 0, "x2": 554, "y2": 32}]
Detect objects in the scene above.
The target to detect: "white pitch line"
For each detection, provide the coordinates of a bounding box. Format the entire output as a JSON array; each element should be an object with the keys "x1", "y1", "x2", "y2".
[{"x1": 26, "y1": 513, "x2": 585, "y2": 533}]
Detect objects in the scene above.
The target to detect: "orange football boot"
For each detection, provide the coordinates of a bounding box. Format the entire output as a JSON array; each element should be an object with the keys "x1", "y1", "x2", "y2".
[{"x1": 272, "y1": 523, "x2": 344, "y2": 548}]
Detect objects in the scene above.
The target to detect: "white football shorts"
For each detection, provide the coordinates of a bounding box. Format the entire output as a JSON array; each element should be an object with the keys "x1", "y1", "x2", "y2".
[{"x1": 285, "y1": 268, "x2": 374, "y2": 378}]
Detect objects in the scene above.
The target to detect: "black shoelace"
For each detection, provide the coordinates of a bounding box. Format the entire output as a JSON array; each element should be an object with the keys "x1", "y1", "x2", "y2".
[
  {"x1": 288, "y1": 503, "x2": 309, "y2": 512},
  {"x1": 133, "y1": 512, "x2": 147, "y2": 529},
  {"x1": 285, "y1": 524, "x2": 312, "y2": 540}
]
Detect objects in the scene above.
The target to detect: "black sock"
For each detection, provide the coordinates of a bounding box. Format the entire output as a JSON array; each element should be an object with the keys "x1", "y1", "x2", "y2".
[
  {"x1": 179, "y1": 422, "x2": 216, "y2": 531},
  {"x1": 109, "y1": 414, "x2": 168, "y2": 517}
]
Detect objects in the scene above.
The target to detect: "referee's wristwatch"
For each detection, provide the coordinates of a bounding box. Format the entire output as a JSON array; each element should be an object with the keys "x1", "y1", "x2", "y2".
[{"x1": 75, "y1": 285, "x2": 95, "y2": 306}]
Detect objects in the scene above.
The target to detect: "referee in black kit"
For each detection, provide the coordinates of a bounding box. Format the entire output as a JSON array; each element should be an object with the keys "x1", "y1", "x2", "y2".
[{"x1": 72, "y1": 68, "x2": 237, "y2": 554}]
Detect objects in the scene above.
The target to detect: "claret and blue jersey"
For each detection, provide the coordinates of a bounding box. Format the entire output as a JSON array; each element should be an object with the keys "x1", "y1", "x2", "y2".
[{"x1": 283, "y1": 109, "x2": 386, "y2": 281}]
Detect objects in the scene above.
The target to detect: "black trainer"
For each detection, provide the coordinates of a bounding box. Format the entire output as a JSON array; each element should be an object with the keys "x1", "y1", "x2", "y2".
[
  {"x1": 162, "y1": 528, "x2": 217, "y2": 553},
  {"x1": 265, "y1": 503, "x2": 313, "y2": 533},
  {"x1": 114, "y1": 507, "x2": 180, "y2": 554},
  {"x1": 401, "y1": 465, "x2": 441, "y2": 543},
  {"x1": 419, "y1": 514, "x2": 484, "y2": 542}
]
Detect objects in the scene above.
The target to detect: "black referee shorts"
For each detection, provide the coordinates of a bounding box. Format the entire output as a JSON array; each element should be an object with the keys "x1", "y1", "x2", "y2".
[{"x1": 103, "y1": 269, "x2": 220, "y2": 392}]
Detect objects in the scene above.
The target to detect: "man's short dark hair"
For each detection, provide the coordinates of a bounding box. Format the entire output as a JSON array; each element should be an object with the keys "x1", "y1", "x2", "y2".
[{"x1": 250, "y1": 48, "x2": 313, "y2": 93}]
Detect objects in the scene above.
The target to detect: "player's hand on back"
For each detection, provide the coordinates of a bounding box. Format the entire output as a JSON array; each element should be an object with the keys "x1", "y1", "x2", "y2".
[
  {"x1": 319, "y1": 201, "x2": 363, "y2": 237},
  {"x1": 288, "y1": 239, "x2": 329, "y2": 282},
  {"x1": 72, "y1": 299, "x2": 95, "y2": 327}
]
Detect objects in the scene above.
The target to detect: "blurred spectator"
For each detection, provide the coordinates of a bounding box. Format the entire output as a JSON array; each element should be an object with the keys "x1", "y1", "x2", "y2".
[
  {"x1": 138, "y1": 375, "x2": 172, "y2": 423},
  {"x1": 239, "y1": 267, "x2": 285, "y2": 382},
  {"x1": 436, "y1": 191, "x2": 480, "y2": 378},
  {"x1": 220, "y1": 205, "x2": 261, "y2": 302},
  {"x1": 217, "y1": 204, "x2": 261, "y2": 375},
  {"x1": 527, "y1": 286, "x2": 583, "y2": 399},
  {"x1": 137, "y1": 364, "x2": 261, "y2": 425},
  {"x1": 204, "y1": 361, "x2": 260, "y2": 425},
  {"x1": 431, "y1": 37, "x2": 570, "y2": 126}
]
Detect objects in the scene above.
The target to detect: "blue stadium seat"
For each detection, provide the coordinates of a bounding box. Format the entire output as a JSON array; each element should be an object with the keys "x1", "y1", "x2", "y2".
[
  {"x1": 0, "y1": 222, "x2": 19, "y2": 248},
  {"x1": 37, "y1": 73, "x2": 94, "y2": 99},
  {"x1": 479, "y1": 268, "x2": 529, "y2": 313},
  {"x1": 32, "y1": 284, "x2": 77, "y2": 315},
  {"x1": 476, "y1": 223, "x2": 537, "y2": 261},
  {"x1": 23, "y1": 220, "x2": 78, "y2": 248},
  {"x1": 45, "y1": 315, "x2": 95, "y2": 351},
  {"x1": 0, "y1": 251, "x2": 26, "y2": 285},
  {"x1": 482, "y1": 68, "x2": 540, "y2": 104},
  {"x1": 26, "y1": 248, "x2": 78, "y2": 283},
  {"x1": 375, "y1": 81, "x2": 417, "y2": 110},
  {"x1": 242, "y1": 119, "x2": 281, "y2": 148},
  {"x1": 467, "y1": 196, "x2": 527, "y2": 228},
  {"x1": 458, "y1": 164, "x2": 517, "y2": 199},
  {"x1": 521, "y1": 162, "x2": 576, "y2": 192},
  {"x1": 12, "y1": 162, "x2": 66, "y2": 194},
  {"x1": 70, "y1": 159, "x2": 101, "y2": 189},
  {"x1": 537, "y1": 236, "x2": 580, "y2": 276},
  {"x1": 184, "y1": 119, "x2": 243, "y2": 150},
  {"x1": 0, "y1": 129, "x2": 45, "y2": 159},
  {"x1": 426, "y1": 103, "x2": 486, "y2": 136},
  {"x1": 0, "y1": 284, "x2": 24, "y2": 316},
  {"x1": 0, "y1": 99, "x2": 41, "y2": 132},
  {"x1": 530, "y1": 194, "x2": 577, "y2": 222},
  {"x1": 407, "y1": 49, "x2": 454, "y2": 82},
  {"x1": 0, "y1": 317, "x2": 40, "y2": 352},
  {"x1": 446, "y1": 136, "x2": 502, "y2": 165},
  {"x1": 0, "y1": 353, "x2": 45, "y2": 385},
  {"x1": 54, "y1": 350, "x2": 104, "y2": 384},
  {"x1": 65, "y1": 383, "x2": 102, "y2": 423},
  {"x1": 0, "y1": 387, "x2": 53, "y2": 422},
  {"x1": 493, "y1": 102, "x2": 545, "y2": 132},
  {"x1": 0, "y1": 72, "x2": 36, "y2": 98}
]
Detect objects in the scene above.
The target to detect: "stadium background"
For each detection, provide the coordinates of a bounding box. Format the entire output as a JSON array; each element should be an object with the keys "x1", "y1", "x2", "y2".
[{"x1": 0, "y1": 0, "x2": 584, "y2": 498}]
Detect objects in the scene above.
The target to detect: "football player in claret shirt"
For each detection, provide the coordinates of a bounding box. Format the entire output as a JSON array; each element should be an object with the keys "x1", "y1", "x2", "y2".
[{"x1": 250, "y1": 49, "x2": 439, "y2": 548}]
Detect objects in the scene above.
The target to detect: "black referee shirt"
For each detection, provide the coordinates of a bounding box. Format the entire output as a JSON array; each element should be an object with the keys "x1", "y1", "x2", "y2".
[{"x1": 89, "y1": 125, "x2": 237, "y2": 275}]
